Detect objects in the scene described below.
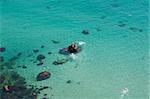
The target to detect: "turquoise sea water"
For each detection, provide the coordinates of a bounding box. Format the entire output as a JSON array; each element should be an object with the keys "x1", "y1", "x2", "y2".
[{"x1": 0, "y1": 0, "x2": 149, "y2": 99}]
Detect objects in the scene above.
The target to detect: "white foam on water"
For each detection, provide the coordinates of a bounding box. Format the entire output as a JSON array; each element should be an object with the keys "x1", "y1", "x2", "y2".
[
  {"x1": 69, "y1": 53, "x2": 77, "y2": 60},
  {"x1": 119, "y1": 88, "x2": 129, "y2": 99},
  {"x1": 78, "y1": 41, "x2": 86, "y2": 46}
]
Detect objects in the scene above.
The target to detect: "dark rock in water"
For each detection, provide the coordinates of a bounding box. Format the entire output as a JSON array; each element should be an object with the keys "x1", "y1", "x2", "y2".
[
  {"x1": 9, "y1": 56, "x2": 18, "y2": 62},
  {"x1": 117, "y1": 21, "x2": 126, "y2": 27},
  {"x1": 41, "y1": 45, "x2": 44, "y2": 48},
  {"x1": 38, "y1": 86, "x2": 49, "y2": 91},
  {"x1": 44, "y1": 94, "x2": 47, "y2": 96},
  {"x1": 53, "y1": 59, "x2": 69, "y2": 65},
  {"x1": 0, "y1": 74, "x2": 5, "y2": 83},
  {"x1": 37, "y1": 91, "x2": 41, "y2": 94},
  {"x1": 37, "y1": 62, "x2": 44, "y2": 66},
  {"x1": 43, "y1": 86, "x2": 49, "y2": 89},
  {"x1": 17, "y1": 52, "x2": 22, "y2": 56},
  {"x1": 111, "y1": 4, "x2": 120, "y2": 8},
  {"x1": 66, "y1": 80, "x2": 72, "y2": 84},
  {"x1": 37, "y1": 54, "x2": 45, "y2": 61},
  {"x1": 100, "y1": 16, "x2": 106, "y2": 19},
  {"x1": 48, "y1": 52, "x2": 52, "y2": 54},
  {"x1": 27, "y1": 54, "x2": 33, "y2": 57},
  {"x1": 17, "y1": 65, "x2": 21, "y2": 68},
  {"x1": 36, "y1": 71, "x2": 51, "y2": 81},
  {"x1": 51, "y1": 40, "x2": 60, "y2": 44},
  {"x1": 141, "y1": 56, "x2": 146, "y2": 60},
  {"x1": 122, "y1": 35, "x2": 128, "y2": 38},
  {"x1": 118, "y1": 21, "x2": 123, "y2": 23},
  {"x1": 53, "y1": 61, "x2": 63, "y2": 65},
  {"x1": 46, "y1": 6, "x2": 50, "y2": 9},
  {"x1": 96, "y1": 28, "x2": 101, "y2": 32},
  {"x1": 30, "y1": 59, "x2": 34, "y2": 62},
  {"x1": 118, "y1": 23, "x2": 126, "y2": 27},
  {"x1": 22, "y1": 65, "x2": 27, "y2": 69},
  {"x1": 82, "y1": 29, "x2": 89, "y2": 35},
  {"x1": 0, "y1": 47, "x2": 6, "y2": 52},
  {"x1": 49, "y1": 86, "x2": 52, "y2": 90},
  {"x1": 0, "y1": 56, "x2": 4, "y2": 62},
  {"x1": 129, "y1": 27, "x2": 139, "y2": 32},
  {"x1": 28, "y1": 85, "x2": 32, "y2": 87},
  {"x1": 11, "y1": 71, "x2": 20, "y2": 80},
  {"x1": 51, "y1": 94, "x2": 54, "y2": 96},
  {"x1": 33, "y1": 49, "x2": 39, "y2": 53},
  {"x1": 77, "y1": 82, "x2": 80, "y2": 85},
  {"x1": 33, "y1": 61, "x2": 37, "y2": 63},
  {"x1": 139, "y1": 29, "x2": 143, "y2": 32}
]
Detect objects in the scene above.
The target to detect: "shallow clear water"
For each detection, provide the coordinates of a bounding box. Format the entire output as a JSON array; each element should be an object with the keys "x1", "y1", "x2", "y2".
[{"x1": 0, "y1": 0, "x2": 149, "y2": 99}]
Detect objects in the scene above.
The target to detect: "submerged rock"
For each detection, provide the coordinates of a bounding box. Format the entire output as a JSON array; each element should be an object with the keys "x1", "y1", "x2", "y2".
[
  {"x1": 44, "y1": 94, "x2": 47, "y2": 96},
  {"x1": 17, "y1": 65, "x2": 22, "y2": 68},
  {"x1": 46, "y1": 6, "x2": 50, "y2": 9},
  {"x1": 27, "y1": 54, "x2": 33, "y2": 57},
  {"x1": 0, "y1": 47, "x2": 6, "y2": 52},
  {"x1": 76, "y1": 82, "x2": 80, "y2": 85},
  {"x1": 96, "y1": 28, "x2": 101, "y2": 32},
  {"x1": 41, "y1": 45, "x2": 44, "y2": 48},
  {"x1": 118, "y1": 23, "x2": 126, "y2": 27},
  {"x1": 36, "y1": 71, "x2": 51, "y2": 81},
  {"x1": 129, "y1": 27, "x2": 142, "y2": 32},
  {"x1": 38, "y1": 86, "x2": 49, "y2": 91},
  {"x1": 122, "y1": 35, "x2": 128, "y2": 38},
  {"x1": 139, "y1": 29, "x2": 143, "y2": 32},
  {"x1": 11, "y1": 71, "x2": 21, "y2": 81},
  {"x1": 66, "y1": 80, "x2": 72, "y2": 84},
  {"x1": 51, "y1": 40, "x2": 60, "y2": 44},
  {"x1": 37, "y1": 62, "x2": 44, "y2": 66},
  {"x1": 117, "y1": 21, "x2": 126, "y2": 27},
  {"x1": 111, "y1": 4, "x2": 120, "y2": 8},
  {"x1": 53, "y1": 59, "x2": 69, "y2": 65},
  {"x1": 17, "y1": 52, "x2": 22, "y2": 57},
  {"x1": 82, "y1": 29, "x2": 89, "y2": 35},
  {"x1": 48, "y1": 52, "x2": 52, "y2": 55},
  {"x1": 100, "y1": 16, "x2": 106, "y2": 19},
  {"x1": 33, "y1": 49, "x2": 39, "y2": 53},
  {"x1": 37, "y1": 54, "x2": 45, "y2": 61},
  {"x1": 0, "y1": 74, "x2": 5, "y2": 83},
  {"x1": 22, "y1": 65, "x2": 27, "y2": 69},
  {"x1": 0, "y1": 56, "x2": 4, "y2": 62}
]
